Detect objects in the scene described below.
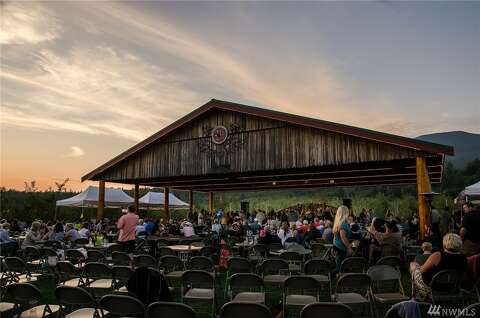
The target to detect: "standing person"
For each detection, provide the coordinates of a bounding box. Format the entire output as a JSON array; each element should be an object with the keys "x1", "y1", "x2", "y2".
[
  {"x1": 333, "y1": 205, "x2": 353, "y2": 272},
  {"x1": 460, "y1": 202, "x2": 480, "y2": 256},
  {"x1": 117, "y1": 205, "x2": 139, "y2": 253}
]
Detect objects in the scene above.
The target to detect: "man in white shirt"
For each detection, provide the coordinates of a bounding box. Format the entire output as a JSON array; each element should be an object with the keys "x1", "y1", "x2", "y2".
[{"x1": 181, "y1": 222, "x2": 195, "y2": 237}]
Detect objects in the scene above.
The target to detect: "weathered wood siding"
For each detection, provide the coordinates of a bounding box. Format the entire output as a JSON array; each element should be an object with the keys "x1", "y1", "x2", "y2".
[{"x1": 97, "y1": 109, "x2": 429, "y2": 181}]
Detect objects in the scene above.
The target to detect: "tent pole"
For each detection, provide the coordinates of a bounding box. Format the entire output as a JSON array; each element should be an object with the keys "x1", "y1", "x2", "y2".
[
  {"x1": 97, "y1": 181, "x2": 105, "y2": 220},
  {"x1": 134, "y1": 184, "x2": 139, "y2": 213},
  {"x1": 188, "y1": 189, "x2": 193, "y2": 221},
  {"x1": 164, "y1": 187, "x2": 170, "y2": 219}
]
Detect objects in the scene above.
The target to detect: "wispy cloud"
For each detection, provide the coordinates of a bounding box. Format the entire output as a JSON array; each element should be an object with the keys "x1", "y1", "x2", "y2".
[
  {"x1": 0, "y1": 1, "x2": 61, "y2": 44},
  {"x1": 64, "y1": 146, "x2": 85, "y2": 158}
]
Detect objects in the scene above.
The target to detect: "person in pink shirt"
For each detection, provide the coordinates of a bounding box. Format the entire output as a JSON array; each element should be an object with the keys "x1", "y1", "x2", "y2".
[{"x1": 117, "y1": 205, "x2": 139, "y2": 253}]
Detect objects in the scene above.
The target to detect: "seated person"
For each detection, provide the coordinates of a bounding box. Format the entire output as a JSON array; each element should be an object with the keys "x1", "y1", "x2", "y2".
[
  {"x1": 65, "y1": 223, "x2": 80, "y2": 242},
  {"x1": 410, "y1": 233, "x2": 467, "y2": 300},
  {"x1": 22, "y1": 221, "x2": 43, "y2": 248},
  {"x1": 78, "y1": 222, "x2": 91, "y2": 239},
  {"x1": 415, "y1": 242, "x2": 433, "y2": 266},
  {"x1": 369, "y1": 220, "x2": 402, "y2": 263},
  {"x1": 0, "y1": 223, "x2": 19, "y2": 256},
  {"x1": 321, "y1": 220, "x2": 333, "y2": 243}
]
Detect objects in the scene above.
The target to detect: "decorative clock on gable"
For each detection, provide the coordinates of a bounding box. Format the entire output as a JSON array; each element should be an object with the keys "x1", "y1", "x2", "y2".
[{"x1": 211, "y1": 126, "x2": 228, "y2": 144}]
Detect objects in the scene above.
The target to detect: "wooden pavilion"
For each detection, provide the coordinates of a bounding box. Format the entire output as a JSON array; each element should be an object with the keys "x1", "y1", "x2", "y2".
[{"x1": 82, "y1": 99, "x2": 454, "y2": 238}]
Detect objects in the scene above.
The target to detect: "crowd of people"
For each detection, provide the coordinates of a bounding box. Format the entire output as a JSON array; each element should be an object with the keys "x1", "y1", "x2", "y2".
[{"x1": 1, "y1": 200, "x2": 479, "y2": 301}]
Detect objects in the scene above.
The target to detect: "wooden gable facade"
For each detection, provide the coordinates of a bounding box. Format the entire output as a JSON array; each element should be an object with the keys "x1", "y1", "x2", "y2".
[{"x1": 83, "y1": 99, "x2": 452, "y2": 192}]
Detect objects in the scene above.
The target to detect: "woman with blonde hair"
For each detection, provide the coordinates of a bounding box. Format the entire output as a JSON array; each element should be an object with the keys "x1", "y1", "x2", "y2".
[
  {"x1": 410, "y1": 233, "x2": 467, "y2": 300},
  {"x1": 22, "y1": 221, "x2": 42, "y2": 248},
  {"x1": 333, "y1": 205, "x2": 353, "y2": 272}
]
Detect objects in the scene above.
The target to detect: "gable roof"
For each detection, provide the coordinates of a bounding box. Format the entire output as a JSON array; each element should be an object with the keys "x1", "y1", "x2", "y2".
[{"x1": 82, "y1": 98, "x2": 454, "y2": 182}]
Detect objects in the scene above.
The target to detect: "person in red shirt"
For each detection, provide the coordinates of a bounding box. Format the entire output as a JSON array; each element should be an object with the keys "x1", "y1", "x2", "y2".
[{"x1": 117, "y1": 205, "x2": 139, "y2": 253}]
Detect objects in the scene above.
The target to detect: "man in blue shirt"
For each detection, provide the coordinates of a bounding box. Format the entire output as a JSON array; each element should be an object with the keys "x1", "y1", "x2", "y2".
[{"x1": 0, "y1": 223, "x2": 18, "y2": 256}]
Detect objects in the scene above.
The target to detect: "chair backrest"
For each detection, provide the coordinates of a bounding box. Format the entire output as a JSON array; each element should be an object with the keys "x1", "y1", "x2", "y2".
[
  {"x1": 99, "y1": 294, "x2": 145, "y2": 317},
  {"x1": 430, "y1": 269, "x2": 463, "y2": 294},
  {"x1": 310, "y1": 243, "x2": 327, "y2": 258},
  {"x1": 4, "y1": 257, "x2": 26, "y2": 273},
  {"x1": 87, "y1": 250, "x2": 105, "y2": 262},
  {"x1": 24, "y1": 246, "x2": 41, "y2": 260},
  {"x1": 159, "y1": 255, "x2": 183, "y2": 272},
  {"x1": 199, "y1": 246, "x2": 214, "y2": 256},
  {"x1": 57, "y1": 261, "x2": 77, "y2": 276},
  {"x1": 284, "y1": 276, "x2": 319, "y2": 299},
  {"x1": 336, "y1": 273, "x2": 371, "y2": 295},
  {"x1": 228, "y1": 257, "x2": 252, "y2": 274},
  {"x1": 230, "y1": 273, "x2": 263, "y2": 289},
  {"x1": 112, "y1": 251, "x2": 132, "y2": 265},
  {"x1": 74, "y1": 238, "x2": 89, "y2": 246},
  {"x1": 147, "y1": 301, "x2": 195, "y2": 318},
  {"x1": 260, "y1": 259, "x2": 289, "y2": 275},
  {"x1": 340, "y1": 257, "x2": 367, "y2": 273},
  {"x1": 220, "y1": 301, "x2": 272, "y2": 318},
  {"x1": 84, "y1": 262, "x2": 112, "y2": 279},
  {"x1": 112, "y1": 265, "x2": 134, "y2": 283},
  {"x1": 252, "y1": 244, "x2": 268, "y2": 256},
  {"x1": 376, "y1": 256, "x2": 402, "y2": 269},
  {"x1": 182, "y1": 270, "x2": 214, "y2": 289},
  {"x1": 157, "y1": 247, "x2": 175, "y2": 257},
  {"x1": 6, "y1": 283, "x2": 41, "y2": 304},
  {"x1": 187, "y1": 256, "x2": 214, "y2": 271},
  {"x1": 134, "y1": 254, "x2": 157, "y2": 268},
  {"x1": 65, "y1": 249, "x2": 85, "y2": 264},
  {"x1": 384, "y1": 301, "x2": 431, "y2": 318},
  {"x1": 304, "y1": 259, "x2": 334, "y2": 276},
  {"x1": 457, "y1": 303, "x2": 480, "y2": 318},
  {"x1": 267, "y1": 243, "x2": 283, "y2": 252},
  {"x1": 280, "y1": 251, "x2": 302, "y2": 261},
  {"x1": 301, "y1": 303, "x2": 353, "y2": 318},
  {"x1": 367, "y1": 265, "x2": 401, "y2": 282},
  {"x1": 42, "y1": 247, "x2": 58, "y2": 257},
  {"x1": 55, "y1": 285, "x2": 95, "y2": 306},
  {"x1": 106, "y1": 243, "x2": 123, "y2": 254}
]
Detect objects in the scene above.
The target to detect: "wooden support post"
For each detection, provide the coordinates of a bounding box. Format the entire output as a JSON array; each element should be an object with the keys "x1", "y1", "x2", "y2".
[
  {"x1": 134, "y1": 184, "x2": 139, "y2": 213},
  {"x1": 97, "y1": 181, "x2": 105, "y2": 220},
  {"x1": 416, "y1": 157, "x2": 432, "y2": 240},
  {"x1": 188, "y1": 189, "x2": 193, "y2": 220},
  {"x1": 208, "y1": 192, "x2": 214, "y2": 214},
  {"x1": 164, "y1": 187, "x2": 170, "y2": 219}
]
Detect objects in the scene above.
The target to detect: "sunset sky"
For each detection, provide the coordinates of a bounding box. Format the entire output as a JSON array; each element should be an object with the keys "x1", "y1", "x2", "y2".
[{"x1": 1, "y1": 1, "x2": 479, "y2": 191}]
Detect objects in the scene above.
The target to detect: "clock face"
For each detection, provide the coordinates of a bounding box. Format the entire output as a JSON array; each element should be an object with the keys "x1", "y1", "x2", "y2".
[{"x1": 211, "y1": 126, "x2": 228, "y2": 144}]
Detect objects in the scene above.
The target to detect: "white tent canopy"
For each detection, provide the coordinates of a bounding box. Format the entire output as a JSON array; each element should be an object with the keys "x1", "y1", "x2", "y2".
[
  {"x1": 56, "y1": 186, "x2": 134, "y2": 207},
  {"x1": 463, "y1": 181, "x2": 480, "y2": 196},
  {"x1": 139, "y1": 191, "x2": 188, "y2": 209}
]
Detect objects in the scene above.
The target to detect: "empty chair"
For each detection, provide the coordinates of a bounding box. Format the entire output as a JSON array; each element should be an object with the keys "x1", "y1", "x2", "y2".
[
  {"x1": 280, "y1": 251, "x2": 303, "y2": 273},
  {"x1": 87, "y1": 250, "x2": 106, "y2": 263},
  {"x1": 283, "y1": 276, "x2": 319, "y2": 317},
  {"x1": 225, "y1": 257, "x2": 252, "y2": 298},
  {"x1": 249, "y1": 244, "x2": 268, "y2": 264},
  {"x1": 74, "y1": 238, "x2": 89, "y2": 247},
  {"x1": 111, "y1": 251, "x2": 132, "y2": 266},
  {"x1": 187, "y1": 256, "x2": 214, "y2": 272},
  {"x1": 55, "y1": 285, "x2": 98, "y2": 318},
  {"x1": 339, "y1": 257, "x2": 367, "y2": 274},
  {"x1": 199, "y1": 246, "x2": 215, "y2": 257},
  {"x1": 106, "y1": 243, "x2": 123, "y2": 254},
  {"x1": 1, "y1": 257, "x2": 39, "y2": 285},
  {"x1": 157, "y1": 246, "x2": 175, "y2": 258},
  {"x1": 134, "y1": 254, "x2": 157, "y2": 268},
  {"x1": 376, "y1": 256, "x2": 402, "y2": 269},
  {"x1": 260, "y1": 259, "x2": 289, "y2": 285},
  {"x1": 6, "y1": 283, "x2": 59, "y2": 318},
  {"x1": 112, "y1": 265, "x2": 134, "y2": 292},
  {"x1": 57, "y1": 261, "x2": 84, "y2": 287},
  {"x1": 303, "y1": 258, "x2": 334, "y2": 296},
  {"x1": 368, "y1": 265, "x2": 408, "y2": 317},
  {"x1": 310, "y1": 243, "x2": 329, "y2": 258},
  {"x1": 219, "y1": 302, "x2": 271, "y2": 318},
  {"x1": 333, "y1": 273, "x2": 372, "y2": 317},
  {"x1": 65, "y1": 249, "x2": 86, "y2": 268},
  {"x1": 83, "y1": 262, "x2": 113, "y2": 297},
  {"x1": 430, "y1": 269, "x2": 464, "y2": 305},
  {"x1": 147, "y1": 301, "x2": 196, "y2": 318},
  {"x1": 159, "y1": 255, "x2": 185, "y2": 283},
  {"x1": 301, "y1": 302, "x2": 353, "y2": 318},
  {"x1": 182, "y1": 270, "x2": 215, "y2": 317},
  {"x1": 229, "y1": 273, "x2": 265, "y2": 303},
  {"x1": 99, "y1": 294, "x2": 145, "y2": 317},
  {"x1": 23, "y1": 246, "x2": 43, "y2": 270}
]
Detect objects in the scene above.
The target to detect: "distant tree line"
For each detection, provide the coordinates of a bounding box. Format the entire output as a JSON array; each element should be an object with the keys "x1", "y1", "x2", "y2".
[{"x1": 0, "y1": 158, "x2": 478, "y2": 222}]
